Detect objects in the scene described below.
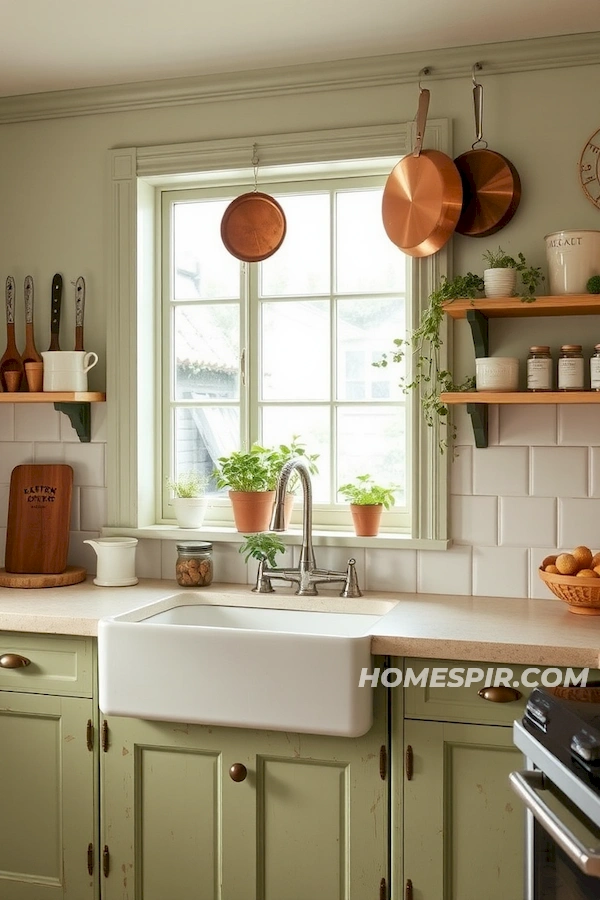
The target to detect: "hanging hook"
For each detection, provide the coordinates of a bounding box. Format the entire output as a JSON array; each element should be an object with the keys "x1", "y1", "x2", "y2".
[
  {"x1": 472, "y1": 61, "x2": 483, "y2": 87},
  {"x1": 418, "y1": 67, "x2": 431, "y2": 92},
  {"x1": 251, "y1": 143, "x2": 259, "y2": 192}
]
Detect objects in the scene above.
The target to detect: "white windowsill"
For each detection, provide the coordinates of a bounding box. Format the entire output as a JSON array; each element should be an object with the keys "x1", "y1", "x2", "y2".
[{"x1": 101, "y1": 524, "x2": 449, "y2": 550}]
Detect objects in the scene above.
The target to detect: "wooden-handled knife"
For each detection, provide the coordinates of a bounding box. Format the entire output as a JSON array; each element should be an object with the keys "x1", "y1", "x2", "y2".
[
  {"x1": 48, "y1": 274, "x2": 63, "y2": 351},
  {"x1": 74, "y1": 277, "x2": 85, "y2": 351}
]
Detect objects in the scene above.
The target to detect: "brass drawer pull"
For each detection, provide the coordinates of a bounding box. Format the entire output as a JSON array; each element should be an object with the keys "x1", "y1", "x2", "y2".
[
  {"x1": 0, "y1": 653, "x2": 31, "y2": 668},
  {"x1": 478, "y1": 686, "x2": 522, "y2": 703},
  {"x1": 229, "y1": 763, "x2": 247, "y2": 782}
]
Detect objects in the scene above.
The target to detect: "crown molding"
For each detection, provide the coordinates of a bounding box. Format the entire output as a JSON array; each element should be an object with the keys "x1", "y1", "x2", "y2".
[{"x1": 0, "y1": 31, "x2": 598, "y2": 125}]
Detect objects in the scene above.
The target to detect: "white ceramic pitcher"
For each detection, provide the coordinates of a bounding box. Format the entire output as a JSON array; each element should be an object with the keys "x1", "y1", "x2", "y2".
[{"x1": 84, "y1": 537, "x2": 138, "y2": 586}]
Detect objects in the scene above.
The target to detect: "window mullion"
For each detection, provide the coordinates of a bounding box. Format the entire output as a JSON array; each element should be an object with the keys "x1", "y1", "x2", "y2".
[{"x1": 245, "y1": 260, "x2": 260, "y2": 448}]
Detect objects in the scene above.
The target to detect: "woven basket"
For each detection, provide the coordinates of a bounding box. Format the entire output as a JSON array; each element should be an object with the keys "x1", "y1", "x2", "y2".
[{"x1": 538, "y1": 567, "x2": 600, "y2": 615}]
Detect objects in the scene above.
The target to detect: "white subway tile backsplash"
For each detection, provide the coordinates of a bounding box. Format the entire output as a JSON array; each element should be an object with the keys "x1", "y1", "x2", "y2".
[
  {"x1": 33, "y1": 442, "x2": 66, "y2": 464},
  {"x1": 450, "y1": 446, "x2": 472, "y2": 495},
  {"x1": 0, "y1": 404, "x2": 14, "y2": 441},
  {"x1": 529, "y1": 548, "x2": 560, "y2": 600},
  {"x1": 63, "y1": 443, "x2": 105, "y2": 487},
  {"x1": 531, "y1": 447, "x2": 588, "y2": 498},
  {"x1": 558, "y1": 405, "x2": 600, "y2": 446},
  {"x1": 473, "y1": 446, "x2": 529, "y2": 496},
  {"x1": 499, "y1": 497, "x2": 556, "y2": 547},
  {"x1": 499, "y1": 405, "x2": 557, "y2": 446},
  {"x1": 0, "y1": 443, "x2": 34, "y2": 483},
  {"x1": 590, "y1": 448, "x2": 600, "y2": 497},
  {"x1": 306, "y1": 545, "x2": 364, "y2": 580},
  {"x1": 14, "y1": 404, "x2": 61, "y2": 441},
  {"x1": 70, "y1": 486, "x2": 81, "y2": 532},
  {"x1": 0, "y1": 483, "x2": 8, "y2": 526},
  {"x1": 417, "y1": 545, "x2": 472, "y2": 595},
  {"x1": 160, "y1": 540, "x2": 179, "y2": 580},
  {"x1": 212, "y1": 541, "x2": 247, "y2": 584},
  {"x1": 0, "y1": 527, "x2": 5, "y2": 567},
  {"x1": 69, "y1": 531, "x2": 100, "y2": 570},
  {"x1": 365, "y1": 548, "x2": 416, "y2": 593},
  {"x1": 473, "y1": 547, "x2": 528, "y2": 598},
  {"x1": 80, "y1": 486, "x2": 108, "y2": 532},
  {"x1": 558, "y1": 498, "x2": 600, "y2": 549},
  {"x1": 451, "y1": 495, "x2": 498, "y2": 545}
]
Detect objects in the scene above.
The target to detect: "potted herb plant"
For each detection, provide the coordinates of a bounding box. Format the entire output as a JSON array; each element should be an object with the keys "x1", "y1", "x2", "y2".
[
  {"x1": 338, "y1": 474, "x2": 398, "y2": 537},
  {"x1": 214, "y1": 446, "x2": 279, "y2": 532},
  {"x1": 482, "y1": 247, "x2": 545, "y2": 301},
  {"x1": 239, "y1": 533, "x2": 287, "y2": 567},
  {"x1": 166, "y1": 471, "x2": 208, "y2": 528}
]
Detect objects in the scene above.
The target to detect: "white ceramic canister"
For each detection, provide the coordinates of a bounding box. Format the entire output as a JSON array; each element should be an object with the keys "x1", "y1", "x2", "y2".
[
  {"x1": 475, "y1": 357, "x2": 519, "y2": 392},
  {"x1": 83, "y1": 537, "x2": 138, "y2": 586},
  {"x1": 545, "y1": 230, "x2": 600, "y2": 295}
]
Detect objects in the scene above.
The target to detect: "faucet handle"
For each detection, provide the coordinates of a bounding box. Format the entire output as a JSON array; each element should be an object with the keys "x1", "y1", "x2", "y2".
[
  {"x1": 340, "y1": 558, "x2": 362, "y2": 598},
  {"x1": 252, "y1": 558, "x2": 276, "y2": 594}
]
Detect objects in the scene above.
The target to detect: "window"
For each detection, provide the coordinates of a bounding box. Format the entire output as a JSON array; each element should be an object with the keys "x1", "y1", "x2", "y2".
[
  {"x1": 107, "y1": 123, "x2": 450, "y2": 545},
  {"x1": 161, "y1": 169, "x2": 409, "y2": 531}
]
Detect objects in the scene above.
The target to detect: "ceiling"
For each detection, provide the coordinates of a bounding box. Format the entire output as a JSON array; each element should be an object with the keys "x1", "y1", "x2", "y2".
[{"x1": 1, "y1": 0, "x2": 600, "y2": 99}]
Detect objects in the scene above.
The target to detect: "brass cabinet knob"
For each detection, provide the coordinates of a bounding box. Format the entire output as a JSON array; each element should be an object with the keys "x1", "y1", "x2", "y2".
[
  {"x1": 229, "y1": 763, "x2": 247, "y2": 782},
  {"x1": 0, "y1": 653, "x2": 31, "y2": 668},
  {"x1": 478, "y1": 686, "x2": 522, "y2": 703}
]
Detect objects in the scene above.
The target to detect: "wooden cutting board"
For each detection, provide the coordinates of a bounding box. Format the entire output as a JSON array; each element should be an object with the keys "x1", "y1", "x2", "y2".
[{"x1": 5, "y1": 464, "x2": 73, "y2": 574}]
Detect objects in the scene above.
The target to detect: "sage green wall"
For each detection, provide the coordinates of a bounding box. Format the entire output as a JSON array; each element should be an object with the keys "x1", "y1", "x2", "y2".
[{"x1": 0, "y1": 51, "x2": 598, "y2": 392}]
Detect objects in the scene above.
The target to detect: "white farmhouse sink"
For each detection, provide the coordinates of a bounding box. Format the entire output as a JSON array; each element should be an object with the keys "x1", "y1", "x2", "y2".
[{"x1": 98, "y1": 592, "x2": 395, "y2": 737}]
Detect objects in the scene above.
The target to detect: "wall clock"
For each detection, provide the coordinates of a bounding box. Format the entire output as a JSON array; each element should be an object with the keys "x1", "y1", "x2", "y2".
[{"x1": 580, "y1": 128, "x2": 600, "y2": 209}]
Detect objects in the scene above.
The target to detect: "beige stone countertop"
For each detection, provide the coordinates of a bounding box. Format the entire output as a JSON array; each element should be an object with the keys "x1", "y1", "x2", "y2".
[{"x1": 0, "y1": 578, "x2": 599, "y2": 667}]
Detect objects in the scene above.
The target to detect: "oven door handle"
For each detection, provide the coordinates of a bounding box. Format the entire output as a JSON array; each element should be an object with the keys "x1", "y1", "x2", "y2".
[{"x1": 510, "y1": 769, "x2": 600, "y2": 878}]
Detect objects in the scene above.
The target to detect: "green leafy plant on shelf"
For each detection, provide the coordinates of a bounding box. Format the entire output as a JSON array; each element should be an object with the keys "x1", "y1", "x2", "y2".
[
  {"x1": 338, "y1": 475, "x2": 398, "y2": 509},
  {"x1": 482, "y1": 247, "x2": 545, "y2": 302},
  {"x1": 238, "y1": 533, "x2": 286, "y2": 567},
  {"x1": 166, "y1": 471, "x2": 207, "y2": 498},
  {"x1": 213, "y1": 446, "x2": 278, "y2": 493},
  {"x1": 375, "y1": 272, "x2": 483, "y2": 452}
]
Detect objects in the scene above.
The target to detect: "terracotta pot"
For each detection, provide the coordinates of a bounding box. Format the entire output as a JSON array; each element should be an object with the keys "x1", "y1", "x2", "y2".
[
  {"x1": 350, "y1": 503, "x2": 383, "y2": 537},
  {"x1": 229, "y1": 490, "x2": 276, "y2": 533}
]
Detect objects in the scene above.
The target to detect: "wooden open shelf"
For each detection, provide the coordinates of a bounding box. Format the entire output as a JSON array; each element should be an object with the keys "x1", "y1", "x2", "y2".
[
  {"x1": 0, "y1": 392, "x2": 105, "y2": 402},
  {"x1": 443, "y1": 295, "x2": 600, "y2": 319},
  {"x1": 441, "y1": 391, "x2": 600, "y2": 405}
]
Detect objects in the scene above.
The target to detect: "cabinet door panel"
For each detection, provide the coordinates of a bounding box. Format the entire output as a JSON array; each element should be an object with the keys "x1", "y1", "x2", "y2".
[
  {"x1": 403, "y1": 720, "x2": 524, "y2": 900},
  {"x1": 0, "y1": 691, "x2": 95, "y2": 900}
]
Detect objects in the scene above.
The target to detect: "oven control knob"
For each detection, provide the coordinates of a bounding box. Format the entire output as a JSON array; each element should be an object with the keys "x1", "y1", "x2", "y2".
[{"x1": 571, "y1": 730, "x2": 600, "y2": 763}]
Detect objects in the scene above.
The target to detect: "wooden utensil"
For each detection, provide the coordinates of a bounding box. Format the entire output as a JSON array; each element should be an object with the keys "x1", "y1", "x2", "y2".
[
  {"x1": 48, "y1": 273, "x2": 63, "y2": 350},
  {"x1": 382, "y1": 88, "x2": 463, "y2": 257},
  {"x1": 0, "y1": 276, "x2": 24, "y2": 391},
  {"x1": 74, "y1": 276, "x2": 85, "y2": 350},
  {"x1": 454, "y1": 71, "x2": 521, "y2": 237},
  {"x1": 21, "y1": 276, "x2": 43, "y2": 385},
  {"x1": 5, "y1": 464, "x2": 73, "y2": 574}
]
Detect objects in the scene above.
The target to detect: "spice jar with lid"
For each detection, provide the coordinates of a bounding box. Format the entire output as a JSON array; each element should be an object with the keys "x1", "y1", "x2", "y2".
[
  {"x1": 175, "y1": 542, "x2": 213, "y2": 587},
  {"x1": 558, "y1": 344, "x2": 584, "y2": 391},
  {"x1": 527, "y1": 346, "x2": 552, "y2": 392},
  {"x1": 591, "y1": 345, "x2": 600, "y2": 391}
]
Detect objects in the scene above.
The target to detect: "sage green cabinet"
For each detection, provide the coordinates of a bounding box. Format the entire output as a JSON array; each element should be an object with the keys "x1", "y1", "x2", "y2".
[
  {"x1": 100, "y1": 685, "x2": 388, "y2": 900},
  {"x1": 0, "y1": 633, "x2": 97, "y2": 900}
]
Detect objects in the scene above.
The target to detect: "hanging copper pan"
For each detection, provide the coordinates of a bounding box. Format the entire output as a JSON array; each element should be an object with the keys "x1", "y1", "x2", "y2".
[
  {"x1": 382, "y1": 87, "x2": 463, "y2": 258},
  {"x1": 221, "y1": 191, "x2": 286, "y2": 262},
  {"x1": 454, "y1": 73, "x2": 521, "y2": 237}
]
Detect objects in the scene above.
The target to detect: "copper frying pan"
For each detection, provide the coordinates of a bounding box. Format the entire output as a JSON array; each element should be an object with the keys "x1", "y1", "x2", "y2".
[
  {"x1": 382, "y1": 88, "x2": 463, "y2": 258},
  {"x1": 221, "y1": 191, "x2": 286, "y2": 263},
  {"x1": 454, "y1": 74, "x2": 521, "y2": 237}
]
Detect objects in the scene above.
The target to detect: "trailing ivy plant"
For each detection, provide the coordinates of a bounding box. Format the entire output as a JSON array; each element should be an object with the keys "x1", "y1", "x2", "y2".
[{"x1": 375, "y1": 272, "x2": 484, "y2": 453}]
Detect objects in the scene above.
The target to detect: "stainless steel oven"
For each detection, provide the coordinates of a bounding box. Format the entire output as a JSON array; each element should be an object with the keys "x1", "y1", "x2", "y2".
[{"x1": 511, "y1": 688, "x2": 600, "y2": 900}]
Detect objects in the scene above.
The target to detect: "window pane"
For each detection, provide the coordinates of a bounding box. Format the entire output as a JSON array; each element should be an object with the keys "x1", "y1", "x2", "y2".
[
  {"x1": 174, "y1": 305, "x2": 240, "y2": 401},
  {"x1": 261, "y1": 300, "x2": 330, "y2": 400},
  {"x1": 336, "y1": 406, "x2": 406, "y2": 506},
  {"x1": 173, "y1": 199, "x2": 240, "y2": 300},
  {"x1": 336, "y1": 190, "x2": 406, "y2": 294},
  {"x1": 336, "y1": 298, "x2": 405, "y2": 400},
  {"x1": 175, "y1": 406, "x2": 239, "y2": 491},
  {"x1": 260, "y1": 194, "x2": 330, "y2": 296},
  {"x1": 261, "y1": 406, "x2": 331, "y2": 502}
]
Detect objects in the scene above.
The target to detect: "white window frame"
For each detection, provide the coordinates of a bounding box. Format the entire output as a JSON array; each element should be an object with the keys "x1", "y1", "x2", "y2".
[{"x1": 106, "y1": 123, "x2": 452, "y2": 548}]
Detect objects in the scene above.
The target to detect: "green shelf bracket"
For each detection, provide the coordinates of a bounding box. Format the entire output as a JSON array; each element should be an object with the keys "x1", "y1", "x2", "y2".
[
  {"x1": 466, "y1": 403, "x2": 488, "y2": 448},
  {"x1": 54, "y1": 402, "x2": 92, "y2": 442},
  {"x1": 466, "y1": 308, "x2": 489, "y2": 358}
]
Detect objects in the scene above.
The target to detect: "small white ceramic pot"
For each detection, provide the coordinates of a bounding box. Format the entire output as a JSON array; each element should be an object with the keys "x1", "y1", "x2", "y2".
[
  {"x1": 475, "y1": 357, "x2": 519, "y2": 392},
  {"x1": 172, "y1": 496, "x2": 208, "y2": 528},
  {"x1": 483, "y1": 268, "x2": 517, "y2": 299}
]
